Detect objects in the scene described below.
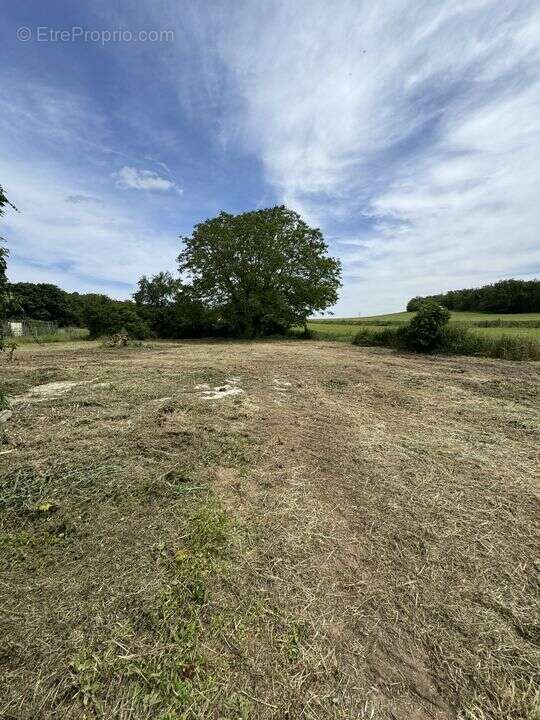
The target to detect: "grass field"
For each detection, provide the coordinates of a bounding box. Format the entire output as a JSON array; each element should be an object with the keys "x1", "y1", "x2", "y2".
[
  {"x1": 314, "y1": 311, "x2": 540, "y2": 324},
  {"x1": 4, "y1": 327, "x2": 90, "y2": 345},
  {"x1": 308, "y1": 312, "x2": 540, "y2": 345},
  {"x1": 1, "y1": 339, "x2": 539, "y2": 719}
]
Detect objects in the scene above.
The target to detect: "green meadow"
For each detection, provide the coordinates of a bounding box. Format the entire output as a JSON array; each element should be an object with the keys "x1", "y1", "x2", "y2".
[{"x1": 307, "y1": 311, "x2": 540, "y2": 343}]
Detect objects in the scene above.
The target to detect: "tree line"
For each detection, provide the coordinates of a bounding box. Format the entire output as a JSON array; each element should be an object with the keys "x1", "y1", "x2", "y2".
[
  {"x1": 2, "y1": 204, "x2": 342, "y2": 340},
  {"x1": 407, "y1": 279, "x2": 540, "y2": 314}
]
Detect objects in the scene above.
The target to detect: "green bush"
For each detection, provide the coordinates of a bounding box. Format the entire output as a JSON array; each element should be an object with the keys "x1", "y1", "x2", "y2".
[
  {"x1": 406, "y1": 301, "x2": 450, "y2": 352},
  {"x1": 440, "y1": 325, "x2": 483, "y2": 355},
  {"x1": 82, "y1": 298, "x2": 151, "y2": 339},
  {"x1": 353, "y1": 323, "x2": 540, "y2": 361}
]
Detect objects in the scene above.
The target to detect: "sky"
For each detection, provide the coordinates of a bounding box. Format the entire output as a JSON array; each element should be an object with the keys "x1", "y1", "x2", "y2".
[{"x1": 1, "y1": 1, "x2": 539, "y2": 316}]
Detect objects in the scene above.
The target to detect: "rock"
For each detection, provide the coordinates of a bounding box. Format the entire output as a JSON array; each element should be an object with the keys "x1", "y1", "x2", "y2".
[{"x1": 0, "y1": 410, "x2": 12, "y2": 423}]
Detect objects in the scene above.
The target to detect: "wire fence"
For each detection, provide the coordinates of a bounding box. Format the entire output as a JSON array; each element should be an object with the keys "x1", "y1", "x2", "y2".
[{"x1": 3, "y1": 320, "x2": 58, "y2": 337}]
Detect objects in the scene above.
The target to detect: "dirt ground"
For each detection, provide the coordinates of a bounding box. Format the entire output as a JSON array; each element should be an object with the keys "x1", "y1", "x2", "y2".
[{"x1": 1, "y1": 339, "x2": 539, "y2": 720}]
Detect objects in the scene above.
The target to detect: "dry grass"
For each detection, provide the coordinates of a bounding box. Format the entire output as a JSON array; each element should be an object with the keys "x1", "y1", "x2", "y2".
[{"x1": 0, "y1": 339, "x2": 538, "y2": 720}]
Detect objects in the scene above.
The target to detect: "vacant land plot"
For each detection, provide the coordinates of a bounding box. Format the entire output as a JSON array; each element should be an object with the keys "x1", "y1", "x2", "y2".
[{"x1": 1, "y1": 340, "x2": 539, "y2": 719}]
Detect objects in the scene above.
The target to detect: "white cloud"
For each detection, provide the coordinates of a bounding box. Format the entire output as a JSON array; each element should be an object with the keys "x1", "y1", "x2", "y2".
[
  {"x1": 153, "y1": 0, "x2": 540, "y2": 314},
  {"x1": 65, "y1": 194, "x2": 102, "y2": 205},
  {"x1": 3, "y1": 2, "x2": 540, "y2": 314},
  {"x1": 0, "y1": 79, "x2": 182, "y2": 298},
  {"x1": 115, "y1": 166, "x2": 182, "y2": 194},
  {"x1": 0, "y1": 158, "x2": 179, "y2": 296}
]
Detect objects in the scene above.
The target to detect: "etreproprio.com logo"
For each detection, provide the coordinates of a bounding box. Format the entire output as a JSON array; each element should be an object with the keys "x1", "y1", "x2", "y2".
[{"x1": 17, "y1": 26, "x2": 175, "y2": 44}]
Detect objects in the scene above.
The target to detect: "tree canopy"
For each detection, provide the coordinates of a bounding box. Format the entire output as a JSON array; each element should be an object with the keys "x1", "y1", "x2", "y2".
[
  {"x1": 178, "y1": 206, "x2": 341, "y2": 336},
  {"x1": 7, "y1": 283, "x2": 80, "y2": 326},
  {"x1": 134, "y1": 272, "x2": 219, "y2": 338},
  {"x1": 407, "y1": 279, "x2": 540, "y2": 314}
]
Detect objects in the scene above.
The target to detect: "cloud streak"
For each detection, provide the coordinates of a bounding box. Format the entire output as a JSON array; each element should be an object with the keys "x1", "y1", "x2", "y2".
[
  {"x1": 157, "y1": 0, "x2": 540, "y2": 313},
  {"x1": 2, "y1": 1, "x2": 539, "y2": 313},
  {"x1": 115, "y1": 166, "x2": 182, "y2": 194}
]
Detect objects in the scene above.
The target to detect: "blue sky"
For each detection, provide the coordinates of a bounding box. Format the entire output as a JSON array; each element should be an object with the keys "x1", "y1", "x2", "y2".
[{"x1": 1, "y1": 1, "x2": 539, "y2": 315}]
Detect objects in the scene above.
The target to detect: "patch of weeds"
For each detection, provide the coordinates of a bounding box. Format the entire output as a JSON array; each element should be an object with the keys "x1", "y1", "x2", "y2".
[
  {"x1": 0, "y1": 521, "x2": 71, "y2": 569},
  {"x1": 277, "y1": 619, "x2": 311, "y2": 663},
  {"x1": 184, "y1": 503, "x2": 229, "y2": 558},
  {"x1": 66, "y1": 498, "x2": 243, "y2": 719},
  {"x1": 321, "y1": 377, "x2": 348, "y2": 390},
  {"x1": 0, "y1": 529, "x2": 34, "y2": 547},
  {"x1": 0, "y1": 530, "x2": 36, "y2": 568},
  {"x1": 201, "y1": 429, "x2": 257, "y2": 469},
  {"x1": 0, "y1": 464, "x2": 121, "y2": 515}
]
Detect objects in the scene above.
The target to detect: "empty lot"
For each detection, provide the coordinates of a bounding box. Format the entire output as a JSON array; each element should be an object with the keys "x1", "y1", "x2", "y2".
[{"x1": 1, "y1": 340, "x2": 539, "y2": 719}]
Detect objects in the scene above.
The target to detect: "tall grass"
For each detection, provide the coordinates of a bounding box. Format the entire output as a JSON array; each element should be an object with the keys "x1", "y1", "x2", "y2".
[
  {"x1": 13, "y1": 327, "x2": 89, "y2": 345},
  {"x1": 442, "y1": 325, "x2": 540, "y2": 360},
  {"x1": 325, "y1": 318, "x2": 540, "y2": 328},
  {"x1": 352, "y1": 325, "x2": 540, "y2": 360}
]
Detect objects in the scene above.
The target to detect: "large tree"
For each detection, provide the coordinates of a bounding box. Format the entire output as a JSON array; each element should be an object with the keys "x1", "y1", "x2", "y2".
[{"x1": 178, "y1": 206, "x2": 341, "y2": 336}]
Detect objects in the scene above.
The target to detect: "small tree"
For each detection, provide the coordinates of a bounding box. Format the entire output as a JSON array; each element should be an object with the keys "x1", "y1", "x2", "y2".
[
  {"x1": 406, "y1": 296, "x2": 424, "y2": 312},
  {"x1": 406, "y1": 301, "x2": 450, "y2": 352},
  {"x1": 178, "y1": 206, "x2": 341, "y2": 337},
  {"x1": 82, "y1": 295, "x2": 150, "y2": 339},
  {"x1": 0, "y1": 184, "x2": 17, "y2": 351},
  {"x1": 134, "y1": 272, "x2": 213, "y2": 338}
]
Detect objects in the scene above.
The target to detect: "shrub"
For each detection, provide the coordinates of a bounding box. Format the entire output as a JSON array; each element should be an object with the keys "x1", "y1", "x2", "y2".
[
  {"x1": 406, "y1": 301, "x2": 450, "y2": 352},
  {"x1": 82, "y1": 298, "x2": 151, "y2": 339},
  {"x1": 406, "y1": 296, "x2": 424, "y2": 312},
  {"x1": 439, "y1": 325, "x2": 483, "y2": 355},
  {"x1": 353, "y1": 317, "x2": 539, "y2": 360}
]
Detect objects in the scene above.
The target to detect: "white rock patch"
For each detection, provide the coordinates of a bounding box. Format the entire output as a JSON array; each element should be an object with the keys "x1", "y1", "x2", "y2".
[
  {"x1": 273, "y1": 378, "x2": 292, "y2": 387},
  {"x1": 273, "y1": 377, "x2": 292, "y2": 404},
  {"x1": 25, "y1": 380, "x2": 97, "y2": 401},
  {"x1": 197, "y1": 377, "x2": 244, "y2": 401}
]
